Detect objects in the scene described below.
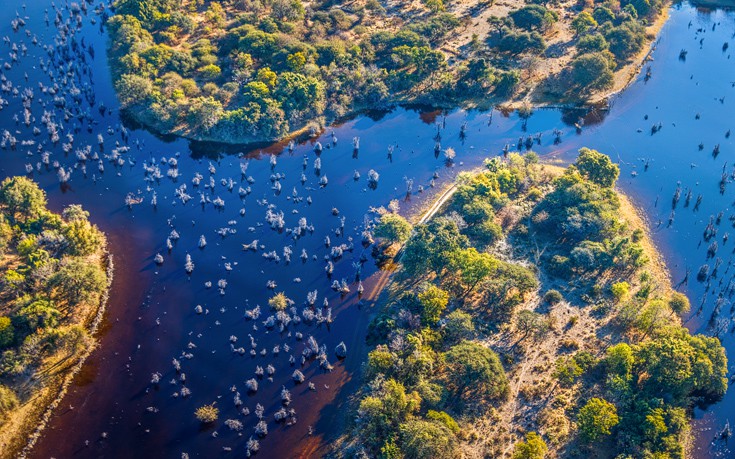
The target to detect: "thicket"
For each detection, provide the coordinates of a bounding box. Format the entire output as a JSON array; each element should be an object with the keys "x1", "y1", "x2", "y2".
[{"x1": 0, "y1": 177, "x2": 107, "y2": 427}]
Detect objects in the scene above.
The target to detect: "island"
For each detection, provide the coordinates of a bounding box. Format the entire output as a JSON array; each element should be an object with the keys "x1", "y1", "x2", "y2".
[
  {"x1": 337, "y1": 150, "x2": 728, "y2": 458},
  {"x1": 0, "y1": 178, "x2": 111, "y2": 458},
  {"x1": 107, "y1": 0, "x2": 667, "y2": 144}
]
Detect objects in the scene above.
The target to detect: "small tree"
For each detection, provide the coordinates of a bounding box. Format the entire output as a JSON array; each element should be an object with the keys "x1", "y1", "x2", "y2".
[
  {"x1": 0, "y1": 317, "x2": 14, "y2": 348},
  {"x1": 0, "y1": 384, "x2": 19, "y2": 416},
  {"x1": 444, "y1": 341, "x2": 509, "y2": 403},
  {"x1": 610, "y1": 281, "x2": 629, "y2": 303},
  {"x1": 574, "y1": 148, "x2": 619, "y2": 188},
  {"x1": 417, "y1": 285, "x2": 449, "y2": 325},
  {"x1": 571, "y1": 12, "x2": 597, "y2": 35},
  {"x1": 268, "y1": 292, "x2": 291, "y2": 311},
  {"x1": 512, "y1": 432, "x2": 548, "y2": 459},
  {"x1": 668, "y1": 292, "x2": 690, "y2": 314},
  {"x1": 577, "y1": 398, "x2": 619, "y2": 442},
  {"x1": 195, "y1": 403, "x2": 219, "y2": 423},
  {"x1": 375, "y1": 213, "x2": 412, "y2": 245}
]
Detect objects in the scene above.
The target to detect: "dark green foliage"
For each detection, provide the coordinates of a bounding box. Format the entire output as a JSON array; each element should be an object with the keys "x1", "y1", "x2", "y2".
[
  {"x1": 509, "y1": 5, "x2": 559, "y2": 31},
  {"x1": 399, "y1": 419, "x2": 458, "y2": 458},
  {"x1": 577, "y1": 33, "x2": 609, "y2": 54},
  {"x1": 497, "y1": 31, "x2": 546, "y2": 55},
  {"x1": 544, "y1": 289, "x2": 563, "y2": 304},
  {"x1": 605, "y1": 21, "x2": 646, "y2": 61},
  {"x1": 375, "y1": 213, "x2": 412, "y2": 244},
  {"x1": 571, "y1": 52, "x2": 615, "y2": 92},
  {"x1": 0, "y1": 317, "x2": 14, "y2": 349},
  {"x1": 402, "y1": 218, "x2": 469, "y2": 278},
  {"x1": 575, "y1": 147, "x2": 620, "y2": 188},
  {"x1": 444, "y1": 341, "x2": 509, "y2": 403},
  {"x1": 0, "y1": 177, "x2": 47, "y2": 225}
]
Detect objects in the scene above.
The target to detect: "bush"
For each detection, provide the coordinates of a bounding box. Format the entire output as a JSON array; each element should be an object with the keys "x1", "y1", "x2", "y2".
[
  {"x1": 375, "y1": 213, "x2": 412, "y2": 244},
  {"x1": 417, "y1": 285, "x2": 449, "y2": 325},
  {"x1": 668, "y1": 292, "x2": 690, "y2": 314},
  {"x1": 512, "y1": 431, "x2": 548, "y2": 459},
  {"x1": 195, "y1": 403, "x2": 219, "y2": 423},
  {"x1": 577, "y1": 398, "x2": 619, "y2": 442},
  {"x1": 268, "y1": 292, "x2": 292, "y2": 311},
  {"x1": 0, "y1": 384, "x2": 19, "y2": 418},
  {"x1": 544, "y1": 289, "x2": 563, "y2": 304},
  {"x1": 444, "y1": 341, "x2": 509, "y2": 403},
  {"x1": 610, "y1": 282, "x2": 629, "y2": 303},
  {"x1": 0, "y1": 317, "x2": 14, "y2": 349},
  {"x1": 571, "y1": 52, "x2": 614, "y2": 93},
  {"x1": 399, "y1": 419, "x2": 458, "y2": 458}
]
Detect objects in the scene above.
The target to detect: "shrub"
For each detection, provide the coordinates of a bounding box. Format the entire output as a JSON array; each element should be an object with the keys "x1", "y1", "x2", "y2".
[
  {"x1": 195, "y1": 403, "x2": 219, "y2": 423},
  {"x1": 375, "y1": 213, "x2": 412, "y2": 244},
  {"x1": 0, "y1": 384, "x2": 19, "y2": 418},
  {"x1": 417, "y1": 285, "x2": 449, "y2": 325},
  {"x1": 399, "y1": 419, "x2": 458, "y2": 458},
  {"x1": 268, "y1": 292, "x2": 292, "y2": 311},
  {"x1": 544, "y1": 289, "x2": 563, "y2": 304},
  {"x1": 610, "y1": 281, "x2": 630, "y2": 303},
  {"x1": 0, "y1": 317, "x2": 14, "y2": 349},
  {"x1": 668, "y1": 292, "x2": 690, "y2": 314},
  {"x1": 444, "y1": 341, "x2": 509, "y2": 403},
  {"x1": 577, "y1": 398, "x2": 619, "y2": 442},
  {"x1": 512, "y1": 431, "x2": 548, "y2": 459}
]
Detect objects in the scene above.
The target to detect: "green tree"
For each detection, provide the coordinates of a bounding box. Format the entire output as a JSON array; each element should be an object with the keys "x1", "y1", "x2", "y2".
[
  {"x1": 17, "y1": 299, "x2": 60, "y2": 331},
  {"x1": 62, "y1": 220, "x2": 104, "y2": 256},
  {"x1": 399, "y1": 419, "x2": 458, "y2": 458},
  {"x1": 571, "y1": 52, "x2": 615, "y2": 93},
  {"x1": 610, "y1": 281, "x2": 630, "y2": 303},
  {"x1": 417, "y1": 285, "x2": 449, "y2": 325},
  {"x1": 0, "y1": 317, "x2": 14, "y2": 348},
  {"x1": 449, "y1": 247, "x2": 497, "y2": 295},
  {"x1": 444, "y1": 341, "x2": 508, "y2": 403},
  {"x1": 578, "y1": 397, "x2": 619, "y2": 442},
  {"x1": 443, "y1": 310, "x2": 475, "y2": 343},
  {"x1": 605, "y1": 342, "x2": 634, "y2": 379},
  {"x1": 0, "y1": 177, "x2": 47, "y2": 224},
  {"x1": 571, "y1": 12, "x2": 597, "y2": 35},
  {"x1": 50, "y1": 259, "x2": 107, "y2": 310},
  {"x1": 574, "y1": 148, "x2": 620, "y2": 188},
  {"x1": 512, "y1": 431, "x2": 548, "y2": 459},
  {"x1": 668, "y1": 292, "x2": 690, "y2": 315},
  {"x1": 509, "y1": 5, "x2": 558, "y2": 31},
  {"x1": 375, "y1": 213, "x2": 412, "y2": 244}
]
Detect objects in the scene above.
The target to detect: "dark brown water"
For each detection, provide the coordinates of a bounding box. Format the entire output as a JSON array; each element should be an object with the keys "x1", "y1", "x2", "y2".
[{"x1": 0, "y1": 1, "x2": 733, "y2": 458}]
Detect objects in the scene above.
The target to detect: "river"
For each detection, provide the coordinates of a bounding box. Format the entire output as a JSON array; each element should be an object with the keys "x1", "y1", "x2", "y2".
[{"x1": 0, "y1": 1, "x2": 733, "y2": 458}]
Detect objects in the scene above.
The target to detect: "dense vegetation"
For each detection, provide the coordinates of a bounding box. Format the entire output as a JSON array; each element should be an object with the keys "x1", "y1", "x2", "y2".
[
  {"x1": 346, "y1": 150, "x2": 727, "y2": 458},
  {"x1": 107, "y1": 0, "x2": 665, "y2": 143},
  {"x1": 0, "y1": 177, "x2": 108, "y2": 435}
]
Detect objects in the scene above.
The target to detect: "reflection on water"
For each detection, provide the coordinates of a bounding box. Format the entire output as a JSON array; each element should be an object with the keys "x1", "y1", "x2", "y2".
[{"x1": 0, "y1": 1, "x2": 732, "y2": 458}]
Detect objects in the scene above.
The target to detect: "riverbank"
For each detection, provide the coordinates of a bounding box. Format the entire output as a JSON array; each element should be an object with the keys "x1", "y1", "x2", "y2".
[
  {"x1": 0, "y1": 251, "x2": 113, "y2": 459},
  {"x1": 0, "y1": 185, "x2": 113, "y2": 459}
]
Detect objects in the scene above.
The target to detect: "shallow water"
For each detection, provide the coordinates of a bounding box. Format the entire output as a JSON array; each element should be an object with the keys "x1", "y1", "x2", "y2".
[{"x1": 0, "y1": 1, "x2": 733, "y2": 458}]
